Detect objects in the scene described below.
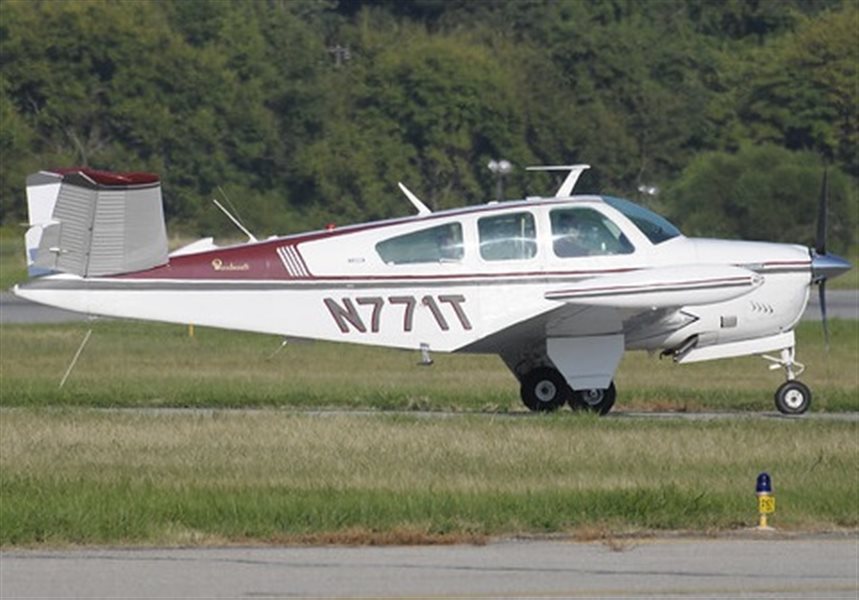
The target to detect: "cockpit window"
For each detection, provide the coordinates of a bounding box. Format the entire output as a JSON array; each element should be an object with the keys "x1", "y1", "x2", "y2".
[
  {"x1": 550, "y1": 207, "x2": 634, "y2": 257},
  {"x1": 376, "y1": 222, "x2": 464, "y2": 264},
  {"x1": 603, "y1": 196, "x2": 681, "y2": 244},
  {"x1": 478, "y1": 212, "x2": 537, "y2": 261}
]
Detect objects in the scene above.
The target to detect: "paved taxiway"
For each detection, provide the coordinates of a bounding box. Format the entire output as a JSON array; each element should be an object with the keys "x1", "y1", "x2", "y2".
[{"x1": 2, "y1": 537, "x2": 856, "y2": 599}]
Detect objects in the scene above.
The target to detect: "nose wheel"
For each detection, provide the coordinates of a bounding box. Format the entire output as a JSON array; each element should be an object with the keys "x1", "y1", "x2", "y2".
[
  {"x1": 774, "y1": 380, "x2": 812, "y2": 415},
  {"x1": 764, "y1": 347, "x2": 811, "y2": 415}
]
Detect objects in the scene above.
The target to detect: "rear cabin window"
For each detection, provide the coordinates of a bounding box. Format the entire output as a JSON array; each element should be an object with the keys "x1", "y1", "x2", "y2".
[
  {"x1": 550, "y1": 207, "x2": 634, "y2": 257},
  {"x1": 478, "y1": 212, "x2": 537, "y2": 261},
  {"x1": 376, "y1": 222, "x2": 464, "y2": 264}
]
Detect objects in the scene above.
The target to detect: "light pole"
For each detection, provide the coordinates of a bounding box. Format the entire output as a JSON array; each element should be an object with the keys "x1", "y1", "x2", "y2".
[
  {"x1": 637, "y1": 183, "x2": 659, "y2": 205},
  {"x1": 488, "y1": 159, "x2": 512, "y2": 202},
  {"x1": 328, "y1": 44, "x2": 351, "y2": 67}
]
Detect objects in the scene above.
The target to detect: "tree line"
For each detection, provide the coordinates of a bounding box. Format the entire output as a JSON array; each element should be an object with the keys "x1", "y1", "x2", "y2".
[{"x1": 1, "y1": 0, "x2": 856, "y2": 250}]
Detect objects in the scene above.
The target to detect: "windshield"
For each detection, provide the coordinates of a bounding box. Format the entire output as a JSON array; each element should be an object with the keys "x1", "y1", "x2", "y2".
[{"x1": 603, "y1": 196, "x2": 682, "y2": 244}]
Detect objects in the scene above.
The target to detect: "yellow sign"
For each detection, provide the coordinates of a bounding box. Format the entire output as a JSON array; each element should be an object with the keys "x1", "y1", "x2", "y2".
[{"x1": 758, "y1": 495, "x2": 776, "y2": 514}]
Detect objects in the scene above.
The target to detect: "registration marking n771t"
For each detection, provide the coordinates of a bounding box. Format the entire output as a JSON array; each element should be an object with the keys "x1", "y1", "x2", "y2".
[{"x1": 324, "y1": 294, "x2": 472, "y2": 333}]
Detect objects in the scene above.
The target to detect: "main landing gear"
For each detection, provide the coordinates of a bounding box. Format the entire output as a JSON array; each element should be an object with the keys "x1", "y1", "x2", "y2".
[
  {"x1": 519, "y1": 367, "x2": 616, "y2": 415},
  {"x1": 764, "y1": 347, "x2": 811, "y2": 415}
]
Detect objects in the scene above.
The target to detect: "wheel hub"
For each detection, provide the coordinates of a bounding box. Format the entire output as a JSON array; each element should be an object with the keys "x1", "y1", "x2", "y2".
[
  {"x1": 783, "y1": 388, "x2": 805, "y2": 410},
  {"x1": 580, "y1": 389, "x2": 604, "y2": 406},
  {"x1": 535, "y1": 380, "x2": 557, "y2": 403}
]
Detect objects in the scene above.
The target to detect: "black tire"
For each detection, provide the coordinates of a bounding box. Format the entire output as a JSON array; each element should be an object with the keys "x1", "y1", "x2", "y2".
[
  {"x1": 774, "y1": 380, "x2": 811, "y2": 415},
  {"x1": 520, "y1": 367, "x2": 571, "y2": 412},
  {"x1": 570, "y1": 382, "x2": 616, "y2": 416}
]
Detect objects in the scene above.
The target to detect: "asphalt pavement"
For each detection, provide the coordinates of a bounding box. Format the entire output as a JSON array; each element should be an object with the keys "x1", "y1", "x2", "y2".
[
  {"x1": 2, "y1": 537, "x2": 856, "y2": 599},
  {"x1": 0, "y1": 291, "x2": 91, "y2": 324}
]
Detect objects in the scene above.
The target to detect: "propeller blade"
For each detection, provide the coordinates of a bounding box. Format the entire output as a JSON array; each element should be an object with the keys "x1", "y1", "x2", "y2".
[
  {"x1": 815, "y1": 167, "x2": 828, "y2": 256},
  {"x1": 818, "y1": 280, "x2": 830, "y2": 352}
]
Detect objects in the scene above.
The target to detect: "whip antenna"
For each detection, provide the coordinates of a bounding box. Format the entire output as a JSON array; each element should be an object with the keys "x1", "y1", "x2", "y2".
[{"x1": 213, "y1": 197, "x2": 258, "y2": 243}]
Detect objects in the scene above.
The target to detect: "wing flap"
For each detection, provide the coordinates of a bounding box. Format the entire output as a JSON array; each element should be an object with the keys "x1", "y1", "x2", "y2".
[{"x1": 546, "y1": 265, "x2": 762, "y2": 308}]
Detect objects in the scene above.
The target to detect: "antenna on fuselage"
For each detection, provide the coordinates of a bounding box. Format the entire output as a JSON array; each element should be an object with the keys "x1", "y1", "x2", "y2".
[
  {"x1": 398, "y1": 182, "x2": 432, "y2": 216},
  {"x1": 527, "y1": 164, "x2": 591, "y2": 198},
  {"x1": 212, "y1": 185, "x2": 258, "y2": 243}
]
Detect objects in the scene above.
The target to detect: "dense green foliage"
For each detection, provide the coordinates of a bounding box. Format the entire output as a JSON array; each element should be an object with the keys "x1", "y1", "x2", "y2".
[{"x1": 1, "y1": 0, "x2": 856, "y2": 249}]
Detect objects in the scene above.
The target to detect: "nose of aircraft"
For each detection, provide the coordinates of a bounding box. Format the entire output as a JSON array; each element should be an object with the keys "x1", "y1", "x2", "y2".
[{"x1": 811, "y1": 251, "x2": 852, "y2": 283}]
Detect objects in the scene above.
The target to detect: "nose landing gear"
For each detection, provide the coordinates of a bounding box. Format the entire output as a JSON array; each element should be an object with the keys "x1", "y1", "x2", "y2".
[
  {"x1": 774, "y1": 380, "x2": 812, "y2": 415},
  {"x1": 764, "y1": 347, "x2": 811, "y2": 415}
]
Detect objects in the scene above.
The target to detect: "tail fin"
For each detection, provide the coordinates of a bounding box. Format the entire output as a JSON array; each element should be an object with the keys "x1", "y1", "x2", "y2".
[
  {"x1": 25, "y1": 171, "x2": 62, "y2": 277},
  {"x1": 25, "y1": 168, "x2": 168, "y2": 278}
]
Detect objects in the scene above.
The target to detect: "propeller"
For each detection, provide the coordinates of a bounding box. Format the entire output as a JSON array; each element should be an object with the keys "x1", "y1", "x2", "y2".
[
  {"x1": 810, "y1": 167, "x2": 852, "y2": 350},
  {"x1": 815, "y1": 168, "x2": 828, "y2": 256}
]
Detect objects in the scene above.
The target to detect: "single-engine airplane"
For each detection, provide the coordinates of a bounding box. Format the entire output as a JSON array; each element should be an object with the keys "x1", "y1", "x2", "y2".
[{"x1": 13, "y1": 164, "x2": 851, "y2": 415}]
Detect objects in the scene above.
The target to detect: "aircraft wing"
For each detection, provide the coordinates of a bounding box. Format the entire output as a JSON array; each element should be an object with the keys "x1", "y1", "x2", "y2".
[
  {"x1": 544, "y1": 265, "x2": 763, "y2": 308},
  {"x1": 465, "y1": 264, "x2": 762, "y2": 352},
  {"x1": 463, "y1": 265, "x2": 763, "y2": 390}
]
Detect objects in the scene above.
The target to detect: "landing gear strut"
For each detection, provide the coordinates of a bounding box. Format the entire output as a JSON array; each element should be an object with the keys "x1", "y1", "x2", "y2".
[{"x1": 764, "y1": 347, "x2": 811, "y2": 415}]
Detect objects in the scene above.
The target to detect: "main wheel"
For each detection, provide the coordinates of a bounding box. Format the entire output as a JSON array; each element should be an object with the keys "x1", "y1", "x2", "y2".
[
  {"x1": 570, "y1": 382, "x2": 616, "y2": 416},
  {"x1": 520, "y1": 367, "x2": 571, "y2": 412},
  {"x1": 774, "y1": 380, "x2": 811, "y2": 415}
]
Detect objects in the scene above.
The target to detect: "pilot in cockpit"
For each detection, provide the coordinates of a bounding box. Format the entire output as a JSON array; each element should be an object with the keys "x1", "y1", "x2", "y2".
[{"x1": 552, "y1": 211, "x2": 589, "y2": 257}]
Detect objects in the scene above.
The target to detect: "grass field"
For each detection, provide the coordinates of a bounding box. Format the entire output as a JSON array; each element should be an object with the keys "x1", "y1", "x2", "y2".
[
  {"x1": 1, "y1": 319, "x2": 856, "y2": 412},
  {"x1": 1, "y1": 410, "x2": 856, "y2": 547},
  {"x1": 2, "y1": 225, "x2": 857, "y2": 546},
  {"x1": 0, "y1": 318, "x2": 857, "y2": 547}
]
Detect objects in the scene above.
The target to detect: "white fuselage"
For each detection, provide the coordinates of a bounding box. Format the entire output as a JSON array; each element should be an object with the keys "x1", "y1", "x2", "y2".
[{"x1": 16, "y1": 197, "x2": 813, "y2": 361}]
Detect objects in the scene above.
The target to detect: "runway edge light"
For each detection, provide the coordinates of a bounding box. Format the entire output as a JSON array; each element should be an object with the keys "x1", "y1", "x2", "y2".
[{"x1": 755, "y1": 472, "x2": 775, "y2": 530}]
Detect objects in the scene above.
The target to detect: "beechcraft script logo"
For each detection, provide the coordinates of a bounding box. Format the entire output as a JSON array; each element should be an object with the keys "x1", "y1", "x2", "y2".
[
  {"x1": 211, "y1": 258, "x2": 250, "y2": 272},
  {"x1": 324, "y1": 294, "x2": 471, "y2": 333}
]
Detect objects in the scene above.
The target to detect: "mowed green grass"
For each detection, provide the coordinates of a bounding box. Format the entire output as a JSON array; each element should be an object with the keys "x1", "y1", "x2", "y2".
[
  {"x1": 1, "y1": 410, "x2": 856, "y2": 547},
  {"x1": 1, "y1": 319, "x2": 856, "y2": 412},
  {"x1": 0, "y1": 319, "x2": 857, "y2": 547}
]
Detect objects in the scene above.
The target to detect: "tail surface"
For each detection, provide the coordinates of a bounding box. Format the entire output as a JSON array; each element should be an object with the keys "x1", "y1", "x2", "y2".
[{"x1": 24, "y1": 168, "x2": 168, "y2": 278}]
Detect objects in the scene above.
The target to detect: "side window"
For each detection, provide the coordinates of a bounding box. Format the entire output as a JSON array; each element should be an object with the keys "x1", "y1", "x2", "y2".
[
  {"x1": 551, "y1": 208, "x2": 634, "y2": 257},
  {"x1": 376, "y1": 222, "x2": 463, "y2": 265},
  {"x1": 478, "y1": 212, "x2": 537, "y2": 261}
]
